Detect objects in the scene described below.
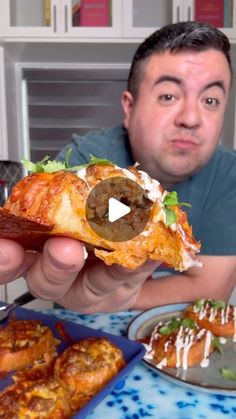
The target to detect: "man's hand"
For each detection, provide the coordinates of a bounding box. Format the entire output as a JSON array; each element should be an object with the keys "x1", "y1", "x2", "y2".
[
  {"x1": 0, "y1": 239, "x2": 37, "y2": 284},
  {"x1": 25, "y1": 238, "x2": 86, "y2": 300},
  {"x1": 0, "y1": 237, "x2": 160, "y2": 313}
]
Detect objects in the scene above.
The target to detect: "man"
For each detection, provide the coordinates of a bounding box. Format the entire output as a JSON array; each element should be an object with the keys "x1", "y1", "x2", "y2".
[{"x1": 1, "y1": 21, "x2": 236, "y2": 312}]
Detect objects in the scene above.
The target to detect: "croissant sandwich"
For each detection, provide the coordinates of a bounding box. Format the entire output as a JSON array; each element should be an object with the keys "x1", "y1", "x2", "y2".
[{"x1": 0, "y1": 152, "x2": 201, "y2": 270}]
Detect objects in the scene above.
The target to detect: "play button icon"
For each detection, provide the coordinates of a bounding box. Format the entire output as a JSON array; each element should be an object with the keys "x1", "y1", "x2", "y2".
[
  {"x1": 85, "y1": 176, "x2": 152, "y2": 242},
  {"x1": 108, "y1": 197, "x2": 131, "y2": 222}
]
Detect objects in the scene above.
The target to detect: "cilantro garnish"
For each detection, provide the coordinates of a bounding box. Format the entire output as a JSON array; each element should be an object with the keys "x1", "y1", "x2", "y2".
[
  {"x1": 210, "y1": 300, "x2": 226, "y2": 310},
  {"x1": 159, "y1": 316, "x2": 197, "y2": 335},
  {"x1": 181, "y1": 318, "x2": 197, "y2": 330},
  {"x1": 220, "y1": 368, "x2": 236, "y2": 381},
  {"x1": 22, "y1": 148, "x2": 113, "y2": 174},
  {"x1": 213, "y1": 337, "x2": 223, "y2": 354},
  {"x1": 194, "y1": 299, "x2": 206, "y2": 310},
  {"x1": 193, "y1": 299, "x2": 226, "y2": 311},
  {"x1": 163, "y1": 191, "x2": 191, "y2": 226}
]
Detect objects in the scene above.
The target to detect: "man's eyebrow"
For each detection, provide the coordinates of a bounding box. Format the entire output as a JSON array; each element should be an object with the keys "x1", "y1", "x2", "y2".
[
  {"x1": 204, "y1": 81, "x2": 226, "y2": 95},
  {"x1": 153, "y1": 75, "x2": 182, "y2": 86},
  {"x1": 153, "y1": 76, "x2": 226, "y2": 95}
]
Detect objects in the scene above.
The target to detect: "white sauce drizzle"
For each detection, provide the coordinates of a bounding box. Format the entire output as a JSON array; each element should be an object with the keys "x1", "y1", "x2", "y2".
[
  {"x1": 76, "y1": 167, "x2": 87, "y2": 181},
  {"x1": 200, "y1": 330, "x2": 212, "y2": 368},
  {"x1": 156, "y1": 358, "x2": 167, "y2": 369}
]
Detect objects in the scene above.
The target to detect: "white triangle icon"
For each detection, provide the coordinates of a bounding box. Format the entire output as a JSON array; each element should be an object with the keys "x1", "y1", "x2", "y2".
[{"x1": 108, "y1": 197, "x2": 131, "y2": 223}]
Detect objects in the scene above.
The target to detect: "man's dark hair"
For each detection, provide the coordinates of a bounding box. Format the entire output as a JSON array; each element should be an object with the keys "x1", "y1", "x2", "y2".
[{"x1": 127, "y1": 21, "x2": 232, "y2": 99}]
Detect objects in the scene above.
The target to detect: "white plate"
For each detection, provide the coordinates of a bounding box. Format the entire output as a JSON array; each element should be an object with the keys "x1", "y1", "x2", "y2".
[{"x1": 127, "y1": 303, "x2": 236, "y2": 395}]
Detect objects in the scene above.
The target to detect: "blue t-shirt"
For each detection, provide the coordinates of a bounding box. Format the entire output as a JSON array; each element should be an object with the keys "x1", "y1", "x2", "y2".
[{"x1": 57, "y1": 124, "x2": 236, "y2": 256}]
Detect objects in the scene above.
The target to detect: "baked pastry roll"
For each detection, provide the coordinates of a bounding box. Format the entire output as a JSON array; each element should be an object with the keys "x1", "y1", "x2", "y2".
[
  {"x1": 54, "y1": 337, "x2": 125, "y2": 412},
  {"x1": 144, "y1": 317, "x2": 214, "y2": 370},
  {"x1": 0, "y1": 377, "x2": 71, "y2": 418},
  {"x1": 0, "y1": 158, "x2": 201, "y2": 271},
  {"x1": 184, "y1": 299, "x2": 236, "y2": 339},
  {"x1": 0, "y1": 319, "x2": 59, "y2": 372}
]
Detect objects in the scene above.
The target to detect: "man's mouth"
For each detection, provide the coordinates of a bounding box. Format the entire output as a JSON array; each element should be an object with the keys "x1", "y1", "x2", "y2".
[{"x1": 170, "y1": 138, "x2": 198, "y2": 150}]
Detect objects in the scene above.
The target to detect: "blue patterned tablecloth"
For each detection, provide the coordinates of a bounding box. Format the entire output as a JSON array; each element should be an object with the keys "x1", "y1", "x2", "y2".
[{"x1": 43, "y1": 308, "x2": 236, "y2": 419}]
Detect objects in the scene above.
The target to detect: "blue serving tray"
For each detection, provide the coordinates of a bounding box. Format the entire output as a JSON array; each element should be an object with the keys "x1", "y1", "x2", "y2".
[{"x1": 0, "y1": 306, "x2": 145, "y2": 418}]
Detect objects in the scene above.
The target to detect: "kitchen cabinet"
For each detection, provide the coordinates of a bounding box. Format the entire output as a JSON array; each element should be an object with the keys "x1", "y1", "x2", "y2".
[
  {"x1": 123, "y1": 0, "x2": 236, "y2": 40},
  {"x1": 1, "y1": 1, "x2": 236, "y2": 42},
  {"x1": 0, "y1": 0, "x2": 122, "y2": 39}
]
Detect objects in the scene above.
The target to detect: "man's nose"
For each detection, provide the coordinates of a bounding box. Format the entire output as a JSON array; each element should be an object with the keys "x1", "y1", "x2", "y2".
[{"x1": 175, "y1": 99, "x2": 201, "y2": 129}]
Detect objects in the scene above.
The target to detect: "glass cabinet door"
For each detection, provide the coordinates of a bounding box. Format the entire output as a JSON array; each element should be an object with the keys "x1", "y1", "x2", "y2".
[
  {"x1": 3, "y1": 0, "x2": 60, "y2": 36},
  {"x1": 187, "y1": 0, "x2": 236, "y2": 39},
  {"x1": 123, "y1": 0, "x2": 174, "y2": 38},
  {"x1": 65, "y1": 0, "x2": 122, "y2": 37},
  {"x1": 191, "y1": 0, "x2": 233, "y2": 28}
]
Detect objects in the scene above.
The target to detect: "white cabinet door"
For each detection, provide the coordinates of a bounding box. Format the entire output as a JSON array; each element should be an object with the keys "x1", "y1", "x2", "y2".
[
  {"x1": 123, "y1": 0, "x2": 183, "y2": 38},
  {"x1": 123, "y1": 0, "x2": 236, "y2": 41},
  {"x1": 1, "y1": 0, "x2": 62, "y2": 38},
  {"x1": 64, "y1": 0, "x2": 122, "y2": 38},
  {"x1": 0, "y1": 47, "x2": 8, "y2": 160}
]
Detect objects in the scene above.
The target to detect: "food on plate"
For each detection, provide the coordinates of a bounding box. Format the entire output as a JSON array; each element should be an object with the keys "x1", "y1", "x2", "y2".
[
  {"x1": 144, "y1": 316, "x2": 214, "y2": 370},
  {"x1": 184, "y1": 299, "x2": 236, "y2": 340},
  {"x1": 54, "y1": 337, "x2": 126, "y2": 412},
  {"x1": 0, "y1": 151, "x2": 201, "y2": 271},
  {"x1": 0, "y1": 317, "x2": 126, "y2": 418},
  {"x1": 0, "y1": 319, "x2": 59, "y2": 372}
]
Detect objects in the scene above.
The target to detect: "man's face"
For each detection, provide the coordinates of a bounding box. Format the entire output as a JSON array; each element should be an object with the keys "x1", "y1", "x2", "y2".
[{"x1": 122, "y1": 49, "x2": 231, "y2": 185}]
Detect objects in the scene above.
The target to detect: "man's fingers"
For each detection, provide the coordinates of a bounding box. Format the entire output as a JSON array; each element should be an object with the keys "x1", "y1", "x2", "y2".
[
  {"x1": 26, "y1": 237, "x2": 86, "y2": 300},
  {"x1": 105, "y1": 259, "x2": 161, "y2": 287},
  {"x1": 0, "y1": 239, "x2": 25, "y2": 283},
  {"x1": 80, "y1": 259, "x2": 161, "y2": 297}
]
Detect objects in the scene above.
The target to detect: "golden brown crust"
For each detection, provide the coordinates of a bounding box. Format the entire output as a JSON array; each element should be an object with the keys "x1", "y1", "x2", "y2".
[
  {"x1": 0, "y1": 327, "x2": 126, "y2": 418},
  {"x1": 146, "y1": 319, "x2": 214, "y2": 369},
  {"x1": 0, "y1": 164, "x2": 201, "y2": 270},
  {"x1": 0, "y1": 377, "x2": 71, "y2": 418},
  {"x1": 0, "y1": 319, "x2": 59, "y2": 372},
  {"x1": 54, "y1": 337, "x2": 125, "y2": 412},
  {"x1": 184, "y1": 300, "x2": 236, "y2": 338}
]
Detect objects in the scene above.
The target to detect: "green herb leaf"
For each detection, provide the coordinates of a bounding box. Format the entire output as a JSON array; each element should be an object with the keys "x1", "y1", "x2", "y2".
[
  {"x1": 213, "y1": 337, "x2": 223, "y2": 354},
  {"x1": 88, "y1": 155, "x2": 113, "y2": 165},
  {"x1": 21, "y1": 159, "x2": 37, "y2": 172},
  {"x1": 181, "y1": 318, "x2": 197, "y2": 330},
  {"x1": 194, "y1": 299, "x2": 206, "y2": 310},
  {"x1": 159, "y1": 325, "x2": 172, "y2": 335},
  {"x1": 158, "y1": 316, "x2": 197, "y2": 335},
  {"x1": 210, "y1": 300, "x2": 226, "y2": 310},
  {"x1": 220, "y1": 368, "x2": 236, "y2": 381},
  {"x1": 165, "y1": 207, "x2": 177, "y2": 226},
  {"x1": 159, "y1": 317, "x2": 181, "y2": 335},
  {"x1": 179, "y1": 202, "x2": 192, "y2": 208},
  {"x1": 64, "y1": 148, "x2": 72, "y2": 168},
  {"x1": 22, "y1": 149, "x2": 113, "y2": 174},
  {"x1": 163, "y1": 191, "x2": 191, "y2": 226},
  {"x1": 163, "y1": 191, "x2": 178, "y2": 206}
]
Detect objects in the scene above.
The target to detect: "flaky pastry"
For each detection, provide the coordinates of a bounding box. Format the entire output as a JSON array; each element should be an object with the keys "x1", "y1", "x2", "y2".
[{"x1": 0, "y1": 161, "x2": 201, "y2": 270}]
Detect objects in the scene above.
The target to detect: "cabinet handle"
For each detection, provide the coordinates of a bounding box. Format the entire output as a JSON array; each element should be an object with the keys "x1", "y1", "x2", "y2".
[
  {"x1": 187, "y1": 6, "x2": 192, "y2": 21},
  {"x1": 176, "y1": 6, "x2": 180, "y2": 23},
  {"x1": 53, "y1": 5, "x2": 57, "y2": 32},
  {"x1": 65, "y1": 5, "x2": 68, "y2": 32}
]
